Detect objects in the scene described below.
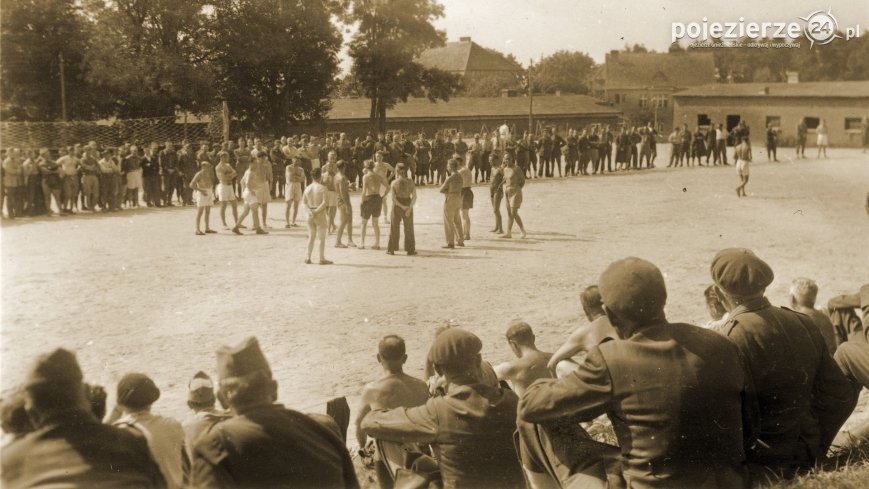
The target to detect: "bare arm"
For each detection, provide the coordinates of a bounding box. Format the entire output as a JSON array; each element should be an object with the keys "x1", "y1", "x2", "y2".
[{"x1": 354, "y1": 386, "x2": 373, "y2": 448}]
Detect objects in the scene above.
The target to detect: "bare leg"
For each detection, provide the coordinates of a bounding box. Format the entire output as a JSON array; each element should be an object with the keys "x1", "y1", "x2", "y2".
[
  {"x1": 306, "y1": 218, "x2": 316, "y2": 262},
  {"x1": 514, "y1": 210, "x2": 527, "y2": 238},
  {"x1": 461, "y1": 209, "x2": 471, "y2": 240},
  {"x1": 360, "y1": 218, "x2": 368, "y2": 249},
  {"x1": 372, "y1": 218, "x2": 381, "y2": 249},
  {"x1": 204, "y1": 207, "x2": 213, "y2": 231},
  {"x1": 285, "y1": 202, "x2": 291, "y2": 227},
  {"x1": 196, "y1": 207, "x2": 205, "y2": 233}
]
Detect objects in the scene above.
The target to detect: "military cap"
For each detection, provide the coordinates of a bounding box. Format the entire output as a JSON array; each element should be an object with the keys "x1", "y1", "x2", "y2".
[
  {"x1": 25, "y1": 348, "x2": 83, "y2": 388},
  {"x1": 188, "y1": 371, "x2": 215, "y2": 405},
  {"x1": 710, "y1": 248, "x2": 774, "y2": 296},
  {"x1": 428, "y1": 328, "x2": 482, "y2": 369},
  {"x1": 216, "y1": 336, "x2": 272, "y2": 380},
  {"x1": 117, "y1": 373, "x2": 160, "y2": 409},
  {"x1": 599, "y1": 257, "x2": 667, "y2": 321}
]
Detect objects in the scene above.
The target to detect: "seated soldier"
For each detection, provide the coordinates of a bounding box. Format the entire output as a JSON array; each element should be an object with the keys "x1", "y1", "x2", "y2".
[
  {"x1": 493, "y1": 320, "x2": 553, "y2": 396},
  {"x1": 362, "y1": 328, "x2": 525, "y2": 489},
  {"x1": 354, "y1": 335, "x2": 430, "y2": 485},
  {"x1": 2, "y1": 349, "x2": 165, "y2": 488},
  {"x1": 789, "y1": 277, "x2": 838, "y2": 356},
  {"x1": 710, "y1": 248, "x2": 857, "y2": 483},
  {"x1": 423, "y1": 323, "x2": 500, "y2": 395},
  {"x1": 182, "y1": 371, "x2": 230, "y2": 466},
  {"x1": 190, "y1": 337, "x2": 358, "y2": 489},
  {"x1": 519, "y1": 257, "x2": 755, "y2": 489},
  {"x1": 703, "y1": 284, "x2": 730, "y2": 331},
  {"x1": 546, "y1": 285, "x2": 617, "y2": 377},
  {"x1": 832, "y1": 284, "x2": 869, "y2": 447}
]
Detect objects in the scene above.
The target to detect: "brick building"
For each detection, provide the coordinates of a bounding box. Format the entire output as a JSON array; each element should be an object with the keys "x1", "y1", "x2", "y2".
[
  {"x1": 418, "y1": 36, "x2": 523, "y2": 94},
  {"x1": 672, "y1": 81, "x2": 869, "y2": 147},
  {"x1": 589, "y1": 51, "x2": 717, "y2": 131}
]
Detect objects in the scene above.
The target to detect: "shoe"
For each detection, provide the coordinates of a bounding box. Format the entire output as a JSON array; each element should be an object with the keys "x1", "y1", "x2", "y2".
[
  {"x1": 255, "y1": 228, "x2": 268, "y2": 235},
  {"x1": 205, "y1": 229, "x2": 217, "y2": 234},
  {"x1": 237, "y1": 224, "x2": 247, "y2": 229},
  {"x1": 336, "y1": 243, "x2": 348, "y2": 248},
  {"x1": 195, "y1": 231, "x2": 205, "y2": 236},
  {"x1": 442, "y1": 245, "x2": 455, "y2": 249},
  {"x1": 305, "y1": 259, "x2": 312, "y2": 264},
  {"x1": 407, "y1": 251, "x2": 417, "y2": 256},
  {"x1": 371, "y1": 245, "x2": 381, "y2": 250},
  {"x1": 500, "y1": 234, "x2": 512, "y2": 239},
  {"x1": 319, "y1": 259, "x2": 333, "y2": 265},
  {"x1": 464, "y1": 235, "x2": 470, "y2": 241},
  {"x1": 348, "y1": 242, "x2": 358, "y2": 248},
  {"x1": 386, "y1": 251, "x2": 395, "y2": 255},
  {"x1": 457, "y1": 242, "x2": 465, "y2": 247},
  {"x1": 285, "y1": 224, "x2": 292, "y2": 229},
  {"x1": 232, "y1": 227, "x2": 242, "y2": 235},
  {"x1": 489, "y1": 229, "x2": 498, "y2": 233}
]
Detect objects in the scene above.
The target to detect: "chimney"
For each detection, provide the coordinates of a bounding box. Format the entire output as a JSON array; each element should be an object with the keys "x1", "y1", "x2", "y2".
[
  {"x1": 459, "y1": 36, "x2": 471, "y2": 43},
  {"x1": 786, "y1": 71, "x2": 799, "y2": 83}
]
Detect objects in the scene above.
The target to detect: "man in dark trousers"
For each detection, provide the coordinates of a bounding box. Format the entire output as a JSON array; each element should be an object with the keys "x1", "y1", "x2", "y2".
[
  {"x1": 518, "y1": 257, "x2": 753, "y2": 488},
  {"x1": 710, "y1": 248, "x2": 857, "y2": 483},
  {"x1": 191, "y1": 337, "x2": 358, "y2": 488},
  {"x1": 386, "y1": 163, "x2": 417, "y2": 256}
]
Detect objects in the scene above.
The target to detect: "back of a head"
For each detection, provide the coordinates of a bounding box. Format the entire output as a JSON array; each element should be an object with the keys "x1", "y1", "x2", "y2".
[
  {"x1": 428, "y1": 328, "x2": 483, "y2": 375},
  {"x1": 24, "y1": 349, "x2": 89, "y2": 424},
  {"x1": 790, "y1": 277, "x2": 818, "y2": 308},
  {"x1": 580, "y1": 285, "x2": 603, "y2": 312},
  {"x1": 505, "y1": 320, "x2": 535, "y2": 347},
  {"x1": 378, "y1": 335, "x2": 406, "y2": 361},
  {"x1": 599, "y1": 257, "x2": 667, "y2": 323},
  {"x1": 117, "y1": 373, "x2": 160, "y2": 411},
  {"x1": 216, "y1": 337, "x2": 274, "y2": 409}
]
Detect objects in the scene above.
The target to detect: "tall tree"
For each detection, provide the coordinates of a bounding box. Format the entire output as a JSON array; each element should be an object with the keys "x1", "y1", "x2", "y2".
[
  {"x1": 207, "y1": 0, "x2": 342, "y2": 133},
  {"x1": 344, "y1": 0, "x2": 460, "y2": 133},
  {"x1": 532, "y1": 50, "x2": 595, "y2": 95},
  {"x1": 84, "y1": 0, "x2": 215, "y2": 117},
  {"x1": 0, "y1": 0, "x2": 104, "y2": 120}
]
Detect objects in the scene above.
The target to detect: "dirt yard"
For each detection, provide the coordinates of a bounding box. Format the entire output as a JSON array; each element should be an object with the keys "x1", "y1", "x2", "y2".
[{"x1": 2, "y1": 148, "x2": 868, "y2": 446}]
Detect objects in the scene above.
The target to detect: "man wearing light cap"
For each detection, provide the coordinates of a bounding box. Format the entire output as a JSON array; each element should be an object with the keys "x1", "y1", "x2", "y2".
[
  {"x1": 190, "y1": 337, "x2": 358, "y2": 489},
  {"x1": 519, "y1": 257, "x2": 753, "y2": 488},
  {"x1": 710, "y1": 248, "x2": 856, "y2": 482},
  {"x1": 362, "y1": 328, "x2": 525, "y2": 489},
  {"x1": 2, "y1": 349, "x2": 165, "y2": 488},
  {"x1": 182, "y1": 371, "x2": 230, "y2": 465}
]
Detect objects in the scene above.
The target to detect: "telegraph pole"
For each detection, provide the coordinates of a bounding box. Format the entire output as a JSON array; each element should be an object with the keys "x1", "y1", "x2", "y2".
[{"x1": 59, "y1": 52, "x2": 68, "y2": 121}]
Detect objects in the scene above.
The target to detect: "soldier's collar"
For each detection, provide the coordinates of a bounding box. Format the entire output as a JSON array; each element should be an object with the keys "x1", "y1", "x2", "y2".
[{"x1": 729, "y1": 296, "x2": 771, "y2": 319}]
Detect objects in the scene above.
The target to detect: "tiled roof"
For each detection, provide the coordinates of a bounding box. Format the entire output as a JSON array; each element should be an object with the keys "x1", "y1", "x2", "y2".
[
  {"x1": 605, "y1": 52, "x2": 715, "y2": 89},
  {"x1": 672, "y1": 81, "x2": 869, "y2": 98},
  {"x1": 327, "y1": 95, "x2": 619, "y2": 121},
  {"x1": 418, "y1": 39, "x2": 522, "y2": 75}
]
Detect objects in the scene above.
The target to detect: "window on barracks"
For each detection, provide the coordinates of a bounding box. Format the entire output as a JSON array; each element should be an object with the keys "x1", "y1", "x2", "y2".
[
  {"x1": 766, "y1": 116, "x2": 781, "y2": 128},
  {"x1": 845, "y1": 117, "x2": 862, "y2": 131},
  {"x1": 613, "y1": 94, "x2": 621, "y2": 104},
  {"x1": 804, "y1": 117, "x2": 820, "y2": 130},
  {"x1": 697, "y1": 114, "x2": 712, "y2": 127},
  {"x1": 639, "y1": 95, "x2": 648, "y2": 108}
]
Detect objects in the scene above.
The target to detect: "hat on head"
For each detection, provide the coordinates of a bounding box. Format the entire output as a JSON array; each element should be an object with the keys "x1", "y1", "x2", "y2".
[
  {"x1": 428, "y1": 328, "x2": 482, "y2": 370},
  {"x1": 188, "y1": 371, "x2": 215, "y2": 405},
  {"x1": 117, "y1": 373, "x2": 160, "y2": 409},
  {"x1": 25, "y1": 349, "x2": 83, "y2": 389},
  {"x1": 216, "y1": 337, "x2": 272, "y2": 381},
  {"x1": 710, "y1": 248, "x2": 774, "y2": 296},
  {"x1": 598, "y1": 257, "x2": 667, "y2": 322}
]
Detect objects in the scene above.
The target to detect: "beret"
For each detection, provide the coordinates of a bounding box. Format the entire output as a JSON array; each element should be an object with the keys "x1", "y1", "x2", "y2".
[
  {"x1": 598, "y1": 257, "x2": 667, "y2": 321},
  {"x1": 428, "y1": 328, "x2": 482, "y2": 369},
  {"x1": 117, "y1": 373, "x2": 160, "y2": 409},
  {"x1": 216, "y1": 337, "x2": 272, "y2": 381},
  {"x1": 25, "y1": 349, "x2": 83, "y2": 388},
  {"x1": 188, "y1": 371, "x2": 215, "y2": 405},
  {"x1": 710, "y1": 248, "x2": 774, "y2": 296}
]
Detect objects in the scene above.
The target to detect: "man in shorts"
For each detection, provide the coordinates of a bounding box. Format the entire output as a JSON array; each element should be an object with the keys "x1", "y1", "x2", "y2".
[
  {"x1": 438, "y1": 158, "x2": 464, "y2": 249},
  {"x1": 189, "y1": 162, "x2": 216, "y2": 235},
  {"x1": 215, "y1": 152, "x2": 241, "y2": 233},
  {"x1": 360, "y1": 160, "x2": 385, "y2": 250},
  {"x1": 323, "y1": 151, "x2": 339, "y2": 234},
  {"x1": 372, "y1": 151, "x2": 394, "y2": 223},
  {"x1": 302, "y1": 167, "x2": 332, "y2": 265},
  {"x1": 284, "y1": 157, "x2": 305, "y2": 228},
  {"x1": 457, "y1": 154, "x2": 474, "y2": 241},
  {"x1": 501, "y1": 153, "x2": 526, "y2": 239},
  {"x1": 386, "y1": 163, "x2": 417, "y2": 256},
  {"x1": 254, "y1": 152, "x2": 272, "y2": 229},
  {"x1": 334, "y1": 160, "x2": 356, "y2": 248},
  {"x1": 233, "y1": 157, "x2": 267, "y2": 235},
  {"x1": 734, "y1": 136, "x2": 751, "y2": 197}
]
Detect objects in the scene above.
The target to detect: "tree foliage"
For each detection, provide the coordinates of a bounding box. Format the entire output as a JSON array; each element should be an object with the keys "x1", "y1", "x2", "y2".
[
  {"x1": 532, "y1": 50, "x2": 595, "y2": 95},
  {"x1": 345, "y1": 0, "x2": 461, "y2": 133}
]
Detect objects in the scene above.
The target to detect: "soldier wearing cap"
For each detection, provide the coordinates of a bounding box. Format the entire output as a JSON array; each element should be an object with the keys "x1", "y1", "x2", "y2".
[
  {"x1": 190, "y1": 337, "x2": 358, "y2": 489},
  {"x1": 519, "y1": 257, "x2": 753, "y2": 488},
  {"x1": 361, "y1": 328, "x2": 525, "y2": 489},
  {"x1": 182, "y1": 371, "x2": 230, "y2": 465},
  {"x1": 2, "y1": 349, "x2": 165, "y2": 488},
  {"x1": 831, "y1": 284, "x2": 869, "y2": 447},
  {"x1": 710, "y1": 248, "x2": 856, "y2": 482}
]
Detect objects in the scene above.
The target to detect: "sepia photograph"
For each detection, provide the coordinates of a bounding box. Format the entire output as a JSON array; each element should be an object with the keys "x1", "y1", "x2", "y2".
[{"x1": 1, "y1": 0, "x2": 868, "y2": 487}]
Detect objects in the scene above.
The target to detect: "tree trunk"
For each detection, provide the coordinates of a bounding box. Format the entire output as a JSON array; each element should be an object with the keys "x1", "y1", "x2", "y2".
[
  {"x1": 369, "y1": 96, "x2": 377, "y2": 134},
  {"x1": 378, "y1": 101, "x2": 386, "y2": 135}
]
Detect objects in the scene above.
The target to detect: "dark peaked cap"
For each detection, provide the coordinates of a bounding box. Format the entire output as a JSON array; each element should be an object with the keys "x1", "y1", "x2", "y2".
[
  {"x1": 711, "y1": 248, "x2": 774, "y2": 296},
  {"x1": 598, "y1": 257, "x2": 667, "y2": 321},
  {"x1": 428, "y1": 328, "x2": 483, "y2": 369},
  {"x1": 25, "y1": 348, "x2": 83, "y2": 388},
  {"x1": 117, "y1": 373, "x2": 160, "y2": 409},
  {"x1": 216, "y1": 336, "x2": 272, "y2": 380}
]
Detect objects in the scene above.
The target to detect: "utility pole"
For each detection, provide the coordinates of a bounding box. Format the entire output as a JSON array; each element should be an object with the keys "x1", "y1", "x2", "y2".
[
  {"x1": 59, "y1": 52, "x2": 68, "y2": 121},
  {"x1": 528, "y1": 59, "x2": 533, "y2": 134}
]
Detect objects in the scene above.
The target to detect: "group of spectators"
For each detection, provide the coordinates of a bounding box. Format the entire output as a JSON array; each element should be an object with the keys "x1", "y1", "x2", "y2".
[{"x1": 3, "y1": 247, "x2": 868, "y2": 489}]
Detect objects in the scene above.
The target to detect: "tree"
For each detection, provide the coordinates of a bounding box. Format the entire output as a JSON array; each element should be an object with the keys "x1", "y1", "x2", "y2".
[
  {"x1": 344, "y1": 0, "x2": 461, "y2": 133},
  {"x1": 0, "y1": 0, "x2": 105, "y2": 121},
  {"x1": 206, "y1": 0, "x2": 343, "y2": 133},
  {"x1": 532, "y1": 50, "x2": 595, "y2": 95}
]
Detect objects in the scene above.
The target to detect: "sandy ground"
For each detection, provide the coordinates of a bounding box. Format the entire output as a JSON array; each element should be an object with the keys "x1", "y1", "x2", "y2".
[{"x1": 2, "y1": 147, "x2": 868, "y2": 448}]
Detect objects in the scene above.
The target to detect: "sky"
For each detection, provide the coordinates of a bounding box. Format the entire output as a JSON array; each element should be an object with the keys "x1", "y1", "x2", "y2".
[{"x1": 338, "y1": 0, "x2": 869, "y2": 71}]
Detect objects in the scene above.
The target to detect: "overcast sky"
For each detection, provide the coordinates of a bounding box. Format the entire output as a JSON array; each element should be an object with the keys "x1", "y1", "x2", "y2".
[{"x1": 339, "y1": 0, "x2": 869, "y2": 71}]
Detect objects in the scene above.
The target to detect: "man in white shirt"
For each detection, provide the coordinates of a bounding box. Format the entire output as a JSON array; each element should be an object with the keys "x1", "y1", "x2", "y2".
[{"x1": 302, "y1": 167, "x2": 331, "y2": 265}]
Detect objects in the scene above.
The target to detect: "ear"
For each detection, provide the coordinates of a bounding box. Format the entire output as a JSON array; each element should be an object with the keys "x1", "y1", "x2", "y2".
[{"x1": 401, "y1": 354, "x2": 408, "y2": 365}]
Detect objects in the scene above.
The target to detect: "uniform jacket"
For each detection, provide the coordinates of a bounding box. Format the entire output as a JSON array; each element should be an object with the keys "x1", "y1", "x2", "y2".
[{"x1": 520, "y1": 322, "x2": 754, "y2": 489}]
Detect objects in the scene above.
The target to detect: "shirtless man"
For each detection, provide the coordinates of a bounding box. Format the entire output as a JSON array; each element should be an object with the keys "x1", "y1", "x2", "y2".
[
  {"x1": 255, "y1": 152, "x2": 272, "y2": 228},
  {"x1": 189, "y1": 162, "x2": 216, "y2": 235},
  {"x1": 323, "y1": 152, "x2": 339, "y2": 233},
  {"x1": 354, "y1": 335, "x2": 429, "y2": 480},
  {"x1": 493, "y1": 321, "x2": 553, "y2": 396},
  {"x1": 457, "y1": 154, "x2": 473, "y2": 241},
  {"x1": 214, "y1": 152, "x2": 241, "y2": 233},
  {"x1": 501, "y1": 154, "x2": 527, "y2": 239},
  {"x1": 284, "y1": 157, "x2": 305, "y2": 228},
  {"x1": 334, "y1": 160, "x2": 357, "y2": 248},
  {"x1": 547, "y1": 285, "x2": 618, "y2": 377},
  {"x1": 302, "y1": 167, "x2": 331, "y2": 265},
  {"x1": 734, "y1": 136, "x2": 752, "y2": 197},
  {"x1": 232, "y1": 156, "x2": 267, "y2": 235},
  {"x1": 360, "y1": 160, "x2": 386, "y2": 250},
  {"x1": 372, "y1": 151, "x2": 394, "y2": 223}
]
